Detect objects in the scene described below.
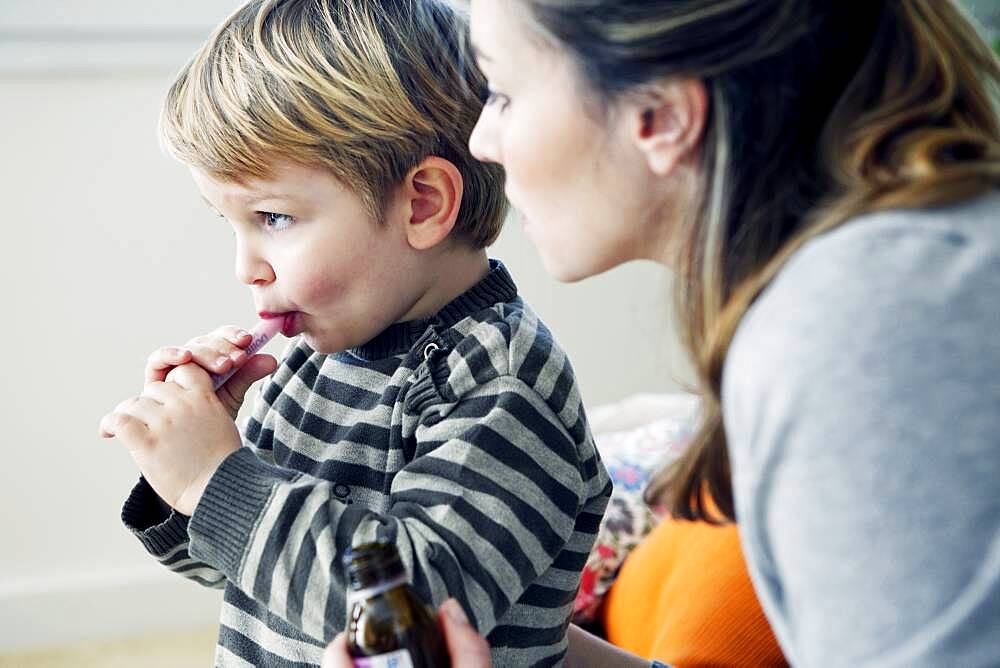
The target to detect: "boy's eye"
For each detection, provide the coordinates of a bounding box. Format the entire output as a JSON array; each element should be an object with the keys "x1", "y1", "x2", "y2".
[{"x1": 261, "y1": 212, "x2": 294, "y2": 231}]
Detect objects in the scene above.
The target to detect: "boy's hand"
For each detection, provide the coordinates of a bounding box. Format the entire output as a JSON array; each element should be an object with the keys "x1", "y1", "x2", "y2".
[
  {"x1": 100, "y1": 363, "x2": 243, "y2": 516},
  {"x1": 145, "y1": 326, "x2": 278, "y2": 419}
]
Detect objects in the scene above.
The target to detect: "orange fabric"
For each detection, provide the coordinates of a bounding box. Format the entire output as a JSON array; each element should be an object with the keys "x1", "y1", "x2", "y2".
[{"x1": 603, "y1": 517, "x2": 787, "y2": 667}]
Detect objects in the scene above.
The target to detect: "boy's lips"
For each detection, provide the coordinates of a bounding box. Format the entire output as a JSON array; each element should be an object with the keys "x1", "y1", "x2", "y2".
[
  {"x1": 281, "y1": 312, "x2": 303, "y2": 337},
  {"x1": 258, "y1": 311, "x2": 302, "y2": 337}
]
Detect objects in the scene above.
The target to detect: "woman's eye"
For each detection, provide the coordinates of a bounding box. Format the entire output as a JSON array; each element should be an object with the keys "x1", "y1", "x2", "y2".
[
  {"x1": 485, "y1": 89, "x2": 511, "y2": 112},
  {"x1": 261, "y1": 212, "x2": 294, "y2": 231}
]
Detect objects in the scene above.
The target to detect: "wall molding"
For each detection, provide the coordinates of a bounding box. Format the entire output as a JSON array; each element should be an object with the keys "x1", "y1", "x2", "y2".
[{"x1": 0, "y1": 568, "x2": 221, "y2": 651}]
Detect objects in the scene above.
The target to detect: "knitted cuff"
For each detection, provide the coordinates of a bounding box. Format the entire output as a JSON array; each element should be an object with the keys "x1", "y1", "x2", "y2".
[
  {"x1": 121, "y1": 476, "x2": 192, "y2": 556},
  {"x1": 187, "y1": 447, "x2": 295, "y2": 579}
]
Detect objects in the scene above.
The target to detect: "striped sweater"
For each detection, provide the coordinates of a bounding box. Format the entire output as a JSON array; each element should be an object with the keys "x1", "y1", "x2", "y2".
[{"x1": 122, "y1": 260, "x2": 612, "y2": 667}]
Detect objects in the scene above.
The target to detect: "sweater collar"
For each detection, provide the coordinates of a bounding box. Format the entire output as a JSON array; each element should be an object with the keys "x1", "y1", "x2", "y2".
[{"x1": 347, "y1": 259, "x2": 517, "y2": 360}]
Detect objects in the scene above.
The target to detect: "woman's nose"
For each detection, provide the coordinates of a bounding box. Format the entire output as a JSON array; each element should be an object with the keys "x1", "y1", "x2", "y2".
[{"x1": 469, "y1": 112, "x2": 500, "y2": 165}]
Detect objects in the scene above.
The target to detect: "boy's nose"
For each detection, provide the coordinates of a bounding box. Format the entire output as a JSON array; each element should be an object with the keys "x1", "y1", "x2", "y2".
[{"x1": 235, "y1": 239, "x2": 275, "y2": 286}]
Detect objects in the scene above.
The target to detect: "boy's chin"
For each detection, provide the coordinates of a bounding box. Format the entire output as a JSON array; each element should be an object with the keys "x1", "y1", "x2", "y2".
[
  {"x1": 301, "y1": 332, "x2": 330, "y2": 353},
  {"x1": 301, "y1": 331, "x2": 351, "y2": 355}
]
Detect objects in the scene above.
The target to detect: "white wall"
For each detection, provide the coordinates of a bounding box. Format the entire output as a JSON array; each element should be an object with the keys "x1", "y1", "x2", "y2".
[{"x1": 0, "y1": 1, "x2": 689, "y2": 652}]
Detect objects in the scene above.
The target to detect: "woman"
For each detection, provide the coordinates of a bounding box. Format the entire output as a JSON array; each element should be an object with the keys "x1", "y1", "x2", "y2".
[{"x1": 328, "y1": 0, "x2": 1000, "y2": 665}]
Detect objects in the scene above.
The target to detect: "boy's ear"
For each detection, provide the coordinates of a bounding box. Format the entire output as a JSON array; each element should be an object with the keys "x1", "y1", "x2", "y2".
[
  {"x1": 631, "y1": 78, "x2": 707, "y2": 176},
  {"x1": 399, "y1": 157, "x2": 464, "y2": 251}
]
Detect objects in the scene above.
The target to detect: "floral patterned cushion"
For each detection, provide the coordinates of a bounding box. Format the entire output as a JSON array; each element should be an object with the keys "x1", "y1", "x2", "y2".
[{"x1": 573, "y1": 393, "x2": 699, "y2": 625}]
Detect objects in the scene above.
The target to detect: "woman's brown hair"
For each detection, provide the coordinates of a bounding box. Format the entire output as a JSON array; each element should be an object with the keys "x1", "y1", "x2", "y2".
[{"x1": 520, "y1": 0, "x2": 1000, "y2": 522}]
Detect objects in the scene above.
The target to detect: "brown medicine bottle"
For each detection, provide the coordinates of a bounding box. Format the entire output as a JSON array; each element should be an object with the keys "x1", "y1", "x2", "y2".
[{"x1": 344, "y1": 541, "x2": 451, "y2": 668}]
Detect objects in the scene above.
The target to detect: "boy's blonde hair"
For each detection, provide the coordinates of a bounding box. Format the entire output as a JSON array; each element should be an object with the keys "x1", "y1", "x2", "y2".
[{"x1": 160, "y1": 0, "x2": 507, "y2": 248}]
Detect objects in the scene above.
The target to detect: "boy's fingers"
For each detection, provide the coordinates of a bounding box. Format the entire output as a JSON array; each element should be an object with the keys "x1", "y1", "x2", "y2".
[
  {"x1": 211, "y1": 325, "x2": 252, "y2": 346},
  {"x1": 109, "y1": 396, "x2": 162, "y2": 432},
  {"x1": 145, "y1": 347, "x2": 192, "y2": 383},
  {"x1": 229, "y1": 355, "x2": 278, "y2": 397},
  {"x1": 147, "y1": 347, "x2": 191, "y2": 365},
  {"x1": 165, "y1": 362, "x2": 214, "y2": 392},
  {"x1": 191, "y1": 327, "x2": 252, "y2": 352},
  {"x1": 141, "y1": 380, "x2": 181, "y2": 405},
  {"x1": 217, "y1": 354, "x2": 278, "y2": 414},
  {"x1": 184, "y1": 342, "x2": 244, "y2": 373},
  {"x1": 142, "y1": 327, "x2": 252, "y2": 387},
  {"x1": 98, "y1": 412, "x2": 116, "y2": 438},
  {"x1": 99, "y1": 411, "x2": 148, "y2": 441}
]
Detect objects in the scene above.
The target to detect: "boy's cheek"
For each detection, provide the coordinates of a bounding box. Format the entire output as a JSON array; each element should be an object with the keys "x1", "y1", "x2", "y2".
[{"x1": 300, "y1": 271, "x2": 344, "y2": 305}]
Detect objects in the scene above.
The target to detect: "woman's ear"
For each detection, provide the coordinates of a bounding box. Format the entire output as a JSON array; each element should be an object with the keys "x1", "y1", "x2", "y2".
[
  {"x1": 399, "y1": 157, "x2": 464, "y2": 251},
  {"x1": 631, "y1": 78, "x2": 707, "y2": 176}
]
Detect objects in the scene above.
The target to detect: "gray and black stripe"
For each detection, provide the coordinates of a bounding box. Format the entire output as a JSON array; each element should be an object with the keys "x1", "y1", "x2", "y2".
[{"x1": 122, "y1": 260, "x2": 611, "y2": 667}]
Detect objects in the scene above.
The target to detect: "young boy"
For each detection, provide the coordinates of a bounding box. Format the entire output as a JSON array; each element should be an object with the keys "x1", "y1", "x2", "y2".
[{"x1": 98, "y1": 0, "x2": 610, "y2": 665}]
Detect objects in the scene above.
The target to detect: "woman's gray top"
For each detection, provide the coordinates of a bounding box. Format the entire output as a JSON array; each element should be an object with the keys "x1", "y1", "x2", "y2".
[{"x1": 724, "y1": 192, "x2": 1000, "y2": 667}]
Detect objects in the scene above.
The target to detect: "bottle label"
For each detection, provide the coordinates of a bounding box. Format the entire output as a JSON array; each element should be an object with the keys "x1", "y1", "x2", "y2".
[{"x1": 353, "y1": 649, "x2": 415, "y2": 668}]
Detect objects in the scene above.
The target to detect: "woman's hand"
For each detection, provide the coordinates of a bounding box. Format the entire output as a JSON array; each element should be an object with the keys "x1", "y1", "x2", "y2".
[{"x1": 322, "y1": 599, "x2": 492, "y2": 668}]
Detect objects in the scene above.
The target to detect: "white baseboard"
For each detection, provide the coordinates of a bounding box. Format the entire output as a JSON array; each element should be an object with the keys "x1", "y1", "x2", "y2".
[{"x1": 0, "y1": 567, "x2": 222, "y2": 652}]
